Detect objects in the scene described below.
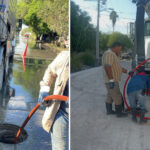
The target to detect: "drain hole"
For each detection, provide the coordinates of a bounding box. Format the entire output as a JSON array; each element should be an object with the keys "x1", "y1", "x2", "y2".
[{"x1": 0, "y1": 123, "x2": 28, "y2": 144}]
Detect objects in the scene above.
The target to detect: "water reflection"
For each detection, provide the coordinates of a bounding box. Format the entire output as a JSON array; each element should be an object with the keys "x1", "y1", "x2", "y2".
[
  {"x1": 0, "y1": 32, "x2": 56, "y2": 149},
  {"x1": 0, "y1": 59, "x2": 53, "y2": 150},
  {"x1": 0, "y1": 58, "x2": 51, "y2": 110},
  {"x1": 12, "y1": 59, "x2": 51, "y2": 100}
]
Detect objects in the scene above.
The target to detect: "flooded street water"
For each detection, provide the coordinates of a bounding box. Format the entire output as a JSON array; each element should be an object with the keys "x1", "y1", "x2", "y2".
[{"x1": 0, "y1": 33, "x2": 58, "y2": 150}]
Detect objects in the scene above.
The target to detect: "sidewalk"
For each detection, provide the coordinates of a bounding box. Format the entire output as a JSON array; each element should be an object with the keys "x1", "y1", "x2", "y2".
[{"x1": 71, "y1": 61, "x2": 150, "y2": 150}]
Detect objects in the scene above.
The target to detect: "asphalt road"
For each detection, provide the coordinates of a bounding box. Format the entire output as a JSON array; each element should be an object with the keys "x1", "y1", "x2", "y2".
[{"x1": 71, "y1": 60, "x2": 150, "y2": 150}]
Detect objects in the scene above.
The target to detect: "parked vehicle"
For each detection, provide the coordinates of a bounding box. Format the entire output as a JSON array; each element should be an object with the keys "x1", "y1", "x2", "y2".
[
  {"x1": 129, "y1": 1, "x2": 150, "y2": 70},
  {"x1": 122, "y1": 52, "x2": 132, "y2": 60},
  {"x1": 0, "y1": 0, "x2": 17, "y2": 90}
]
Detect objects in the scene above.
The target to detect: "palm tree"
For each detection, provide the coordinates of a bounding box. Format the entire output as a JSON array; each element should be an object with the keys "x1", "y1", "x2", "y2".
[{"x1": 109, "y1": 10, "x2": 119, "y2": 32}]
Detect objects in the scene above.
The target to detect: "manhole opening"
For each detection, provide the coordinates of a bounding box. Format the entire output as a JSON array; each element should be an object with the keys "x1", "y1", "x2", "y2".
[{"x1": 0, "y1": 123, "x2": 28, "y2": 144}]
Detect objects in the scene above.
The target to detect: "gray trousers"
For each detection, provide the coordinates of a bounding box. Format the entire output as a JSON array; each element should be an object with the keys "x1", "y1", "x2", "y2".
[
  {"x1": 127, "y1": 90, "x2": 146, "y2": 109},
  {"x1": 105, "y1": 82, "x2": 123, "y2": 105}
]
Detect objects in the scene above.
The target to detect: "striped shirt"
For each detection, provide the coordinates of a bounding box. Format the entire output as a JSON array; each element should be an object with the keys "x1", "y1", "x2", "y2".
[{"x1": 102, "y1": 49, "x2": 122, "y2": 83}]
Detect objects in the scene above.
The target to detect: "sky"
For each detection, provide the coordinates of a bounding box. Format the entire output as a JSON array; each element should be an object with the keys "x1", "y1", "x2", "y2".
[{"x1": 73, "y1": 0, "x2": 137, "y2": 34}]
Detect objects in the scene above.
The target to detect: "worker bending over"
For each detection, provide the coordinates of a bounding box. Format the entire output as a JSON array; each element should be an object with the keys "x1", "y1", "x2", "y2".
[{"x1": 127, "y1": 69, "x2": 150, "y2": 125}]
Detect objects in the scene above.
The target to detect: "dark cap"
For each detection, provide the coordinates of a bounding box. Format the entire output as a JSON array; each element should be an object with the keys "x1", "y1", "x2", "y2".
[{"x1": 111, "y1": 42, "x2": 122, "y2": 48}]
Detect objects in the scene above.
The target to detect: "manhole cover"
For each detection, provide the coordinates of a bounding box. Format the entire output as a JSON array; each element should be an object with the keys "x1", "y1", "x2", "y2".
[{"x1": 0, "y1": 123, "x2": 28, "y2": 144}]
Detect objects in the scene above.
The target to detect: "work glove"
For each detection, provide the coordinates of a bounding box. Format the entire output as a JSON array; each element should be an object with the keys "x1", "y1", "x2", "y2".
[
  {"x1": 38, "y1": 85, "x2": 50, "y2": 104},
  {"x1": 128, "y1": 71, "x2": 134, "y2": 77},
  {"x1": 38, "y1": 92, "x2": 52, "y2": 107},
  {"x1": 39, "y1": 93, "x2": 52, "y2": 107},
  {"x1": 38, "y1": 91, "x2": 49, "y2": 103},
  {"x1": 42, "y1": 99, "x2": 52, "y2": 107},
  {"x1": 109, "y1": 80, "x2": 115, "y2": 89}
]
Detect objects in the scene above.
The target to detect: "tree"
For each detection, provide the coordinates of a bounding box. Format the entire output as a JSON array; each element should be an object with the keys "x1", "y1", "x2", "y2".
[
  {"x1": 17, "y1": 0, "x2": 68, "y2": 38},
  {"x1": 38, "y1": 0, "x2": 69, "y2": 37},
  {"x1": 99, "y1": 33, "x2": 110, "y2": 52},
  {"x1": 71, "y1": 1, "x2": 96, "y2": 53},
  {"x1": 71, "y1": 1, "x2": 97, "y2": 71},
  {"x1": 109, "y1": 10, "x2": 118, "y2": 32},
  {"x1": 107, "y1": 32, "x2": 132, "y2": 52},
  {"x1": 16, "y1": 0, "x2": 30, "y2": 19}
]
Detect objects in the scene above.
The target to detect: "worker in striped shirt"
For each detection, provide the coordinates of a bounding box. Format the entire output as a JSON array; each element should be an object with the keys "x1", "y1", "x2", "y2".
[{"x1": 102, "y1": 42, "x2": 128, "y2": 117}]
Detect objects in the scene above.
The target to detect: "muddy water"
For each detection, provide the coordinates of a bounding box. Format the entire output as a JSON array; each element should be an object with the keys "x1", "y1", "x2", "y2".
[{"x1": 0, "y1": 33, "x2": 58, "y2": 150}]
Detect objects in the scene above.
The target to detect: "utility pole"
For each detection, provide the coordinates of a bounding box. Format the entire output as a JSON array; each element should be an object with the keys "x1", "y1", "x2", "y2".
[
  {"x1": 96, "y1": 0, "x2": 100, "y2": 66},
  {"x1": 131, "y1": 0, "x2": 146, "y2": 70},
  {"x1": 136, "y1": 0, "x2": 145, "y2": 65},
  {"x1": 84, "y1": 0, "x2": 107, "y2": 66},
  {"x1": 132, "y1": 0, "x2": 147, "y2": 68}
]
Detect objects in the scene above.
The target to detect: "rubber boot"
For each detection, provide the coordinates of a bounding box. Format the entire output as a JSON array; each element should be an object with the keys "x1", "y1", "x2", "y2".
[
  {"x1": 115, "y1": 104, "x2": 128, "y2": 118},
  {"x1": 122, "y1": 100, "x2": 129, "y2": 113},
  {"x1": 122, "y1": 100, "x2": 125, "y2": 112},
  {"x1": 106, "y1": 103, "x2": 115, "y2": 115},
  {"x1": 139, "y1": 109, "x2": 147, "y2": 125},
  {"x1": 131, "y1": 108, "x2": 137, "y2": 123}
]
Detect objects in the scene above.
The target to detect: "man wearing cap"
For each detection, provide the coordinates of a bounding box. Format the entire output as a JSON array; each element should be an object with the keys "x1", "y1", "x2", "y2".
[
  {"x1": 102, "y1": 42, "x2": 128, "y2": 117},
  {"x1": 127, "y1": 70, "x2": 150, "y2": 124},
  {"x1": 38, "y1": 37, "x2": 69, "y2": 150}
]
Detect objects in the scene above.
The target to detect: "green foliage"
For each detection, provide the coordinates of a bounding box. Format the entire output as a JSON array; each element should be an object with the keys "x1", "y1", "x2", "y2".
[
  {"x1": 79, "y1": 52, "x2": 95, "y2": 66},
  {"x1": 38, "y1": 0, "x2": 69, "y2": 37},
  {"x1": 107, "y1": 32, "x2": 133, "y2": 51},
  {"x1": 71, "y1": 1, "x2": 132, "y2": 72},
  {"x1": 71, "y1": 52, "x2": 95, "y2": 72},
  {"x1": 17, "y1": 0, "x2": 68, "y2": 38},
  {"x1": 16, "y1": 1, "x2": 30, "y2": 19},
  {"x1": 99, "y1": 33, "x2": 110, "y2": 51},
  {"x1": 24, "y1": 13, "x2": 50, "y2": 37},
  {"x1": 71, "y1": 1, "x2": 96, "y2": 54},
  {"x1": 28, "y1": 40, "x2": 36, "y2": 49},
  {"x1": 71, "y1": 53, "x2": 82, "y2": 72},
  {"x1": 71, "y1": 1, "x2": 96, "y2": 71}
]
